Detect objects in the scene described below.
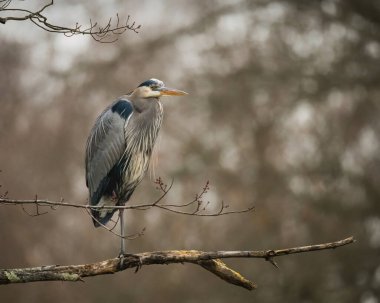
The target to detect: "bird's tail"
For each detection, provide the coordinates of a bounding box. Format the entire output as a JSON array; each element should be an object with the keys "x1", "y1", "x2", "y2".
[
  {"x1": 90, "y1": 196, "x2": 118, "y2": 227},
  {"x1": 91, "y1": 209, "x2": 116, "y2": 227}
]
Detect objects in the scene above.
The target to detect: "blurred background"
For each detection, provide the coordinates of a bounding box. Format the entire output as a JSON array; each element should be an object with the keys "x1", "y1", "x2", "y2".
[{"x1": 1, "y1": 0, "x2": 380, "y2": 302}]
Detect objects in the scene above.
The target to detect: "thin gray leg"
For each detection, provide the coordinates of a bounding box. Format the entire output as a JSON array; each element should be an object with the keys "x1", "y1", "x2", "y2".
[{"x1": 119, "y1": 209, "x2": 125, "y2": 256}]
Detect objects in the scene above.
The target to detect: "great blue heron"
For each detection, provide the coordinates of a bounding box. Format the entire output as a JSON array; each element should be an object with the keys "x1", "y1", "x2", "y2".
[{"x1": 85, "y1": 78, "x2": 187, "y2": 255}]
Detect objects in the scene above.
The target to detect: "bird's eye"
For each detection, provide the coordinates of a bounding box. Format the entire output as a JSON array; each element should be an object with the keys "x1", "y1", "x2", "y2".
[{"x1": 151, "y1": 85, "x2": 159, "y2": 91}]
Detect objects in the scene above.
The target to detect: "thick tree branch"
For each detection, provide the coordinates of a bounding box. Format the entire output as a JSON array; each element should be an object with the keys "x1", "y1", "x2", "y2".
[{"x1": 0, "y1": 236, "x2": 355, "y2": 289}]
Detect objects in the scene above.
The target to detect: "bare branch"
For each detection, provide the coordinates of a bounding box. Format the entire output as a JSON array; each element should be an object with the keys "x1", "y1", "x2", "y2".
[
  {"x1": 0, "y1": 196, "x2": 255, "y2": 215},
  {"x1": 0, "y1": 0, "x2": 140, "y2": 42},
  {"x1": 0, "y1": 180, "x2": 254, "y2": 217},
  {"x1": 0, "y1": 177, "x2": 253, "y2": 241},
  {"x1": 0, "y1": 237, "x2": 355, "y2": 289}
]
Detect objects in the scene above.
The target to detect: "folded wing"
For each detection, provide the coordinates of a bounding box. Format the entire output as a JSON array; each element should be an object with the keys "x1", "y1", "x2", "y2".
[{"x1": 85, "y1": 98, "x2": 133, "y2": 207}]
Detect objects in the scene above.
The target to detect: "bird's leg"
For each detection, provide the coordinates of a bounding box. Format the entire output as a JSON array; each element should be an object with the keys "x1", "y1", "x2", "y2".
[
  {"x1": 118, "y1": 208, "x2": 126, "y2": 269},
  {"x1": 118, "y1": 207, "x2": 143, "y2": 272},
  {"x1": 119, "y1": 208, "x2": 125, "y2": 256}
]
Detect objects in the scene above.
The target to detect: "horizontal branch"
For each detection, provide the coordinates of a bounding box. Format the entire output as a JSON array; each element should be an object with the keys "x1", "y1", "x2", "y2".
[
  {"x1": 0, "y1": 236, "x2": 355, "y2": 290},
  {"x1": 0, "y1": 178, "x2": 254, "y2": 240},
  {"x1": 0, "y1": 198, "x2": 254, "y2": 217}
]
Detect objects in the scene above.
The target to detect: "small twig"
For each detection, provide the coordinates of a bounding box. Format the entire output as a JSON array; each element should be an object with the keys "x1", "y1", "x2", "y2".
[
  {"x1": 265, "y1": 250, "x2": 280, "y2": 269},
  {"x1": 20, "y1": 204, "x2": 48, "y2": 217}
]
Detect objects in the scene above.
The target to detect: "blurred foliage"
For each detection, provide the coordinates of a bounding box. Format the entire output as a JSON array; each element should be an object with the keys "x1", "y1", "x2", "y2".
[{"x1": 0, "y1": 0, "x2": 380, "y2": 302}]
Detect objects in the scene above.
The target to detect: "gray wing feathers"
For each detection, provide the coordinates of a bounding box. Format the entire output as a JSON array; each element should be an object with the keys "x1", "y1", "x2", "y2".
[{"x1": 85, "y1": 107, "x2": 127, "y2": 204}]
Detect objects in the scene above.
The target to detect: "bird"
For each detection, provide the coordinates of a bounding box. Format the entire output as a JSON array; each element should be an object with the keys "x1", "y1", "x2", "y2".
[{"x1": 85, "y1": 78, "x2": 187, "y2": 256}]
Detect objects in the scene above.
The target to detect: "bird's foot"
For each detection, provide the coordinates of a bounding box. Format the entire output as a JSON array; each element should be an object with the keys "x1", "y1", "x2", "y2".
[
  {"x1": 134, "y1": 255, "x2": 143, "y2": 273},
  {"x1": 117, "y1": 252, "x2": 143, "y2": 272}
]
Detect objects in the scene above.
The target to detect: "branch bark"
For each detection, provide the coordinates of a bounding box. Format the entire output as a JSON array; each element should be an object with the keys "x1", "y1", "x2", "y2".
[{"x1": 0, "y1": 236, "x2": 355, "y2": 290}]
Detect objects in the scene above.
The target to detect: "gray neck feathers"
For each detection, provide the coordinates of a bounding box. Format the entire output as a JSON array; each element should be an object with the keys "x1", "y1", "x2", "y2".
[{"x1": 126, "y1": 98, "x2": 163, "y2": 153}]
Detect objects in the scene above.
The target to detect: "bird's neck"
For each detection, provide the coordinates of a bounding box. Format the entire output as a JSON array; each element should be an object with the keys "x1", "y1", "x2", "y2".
[
  {"x1": 131, "y1": 98, "x2": 163, "y2": 128},
  {"x1": 131, "y1": 97, "x2": 156, "y2": 113},
  {"x1": 126, "y1": 98, "x2": 163, "y2": 151}
]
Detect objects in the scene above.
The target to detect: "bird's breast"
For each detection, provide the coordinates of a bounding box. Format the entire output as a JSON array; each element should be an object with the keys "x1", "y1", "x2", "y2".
[{"x1": 120, "y1": 106, "x2": 163, "y2": 190}]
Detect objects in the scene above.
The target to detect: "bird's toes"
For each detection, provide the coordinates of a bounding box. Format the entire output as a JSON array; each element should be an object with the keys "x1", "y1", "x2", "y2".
[
  {"x1": 117, "y1": 252, "x2": 142, "y2": 272},
  {"x1": 134, "y1": 256, "x2": 143, "y2": 273}
]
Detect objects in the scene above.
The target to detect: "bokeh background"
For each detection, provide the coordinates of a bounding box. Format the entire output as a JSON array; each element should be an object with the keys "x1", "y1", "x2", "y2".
[{"x1": 1, "y1": 0, "x2": 380, "y2": 302}]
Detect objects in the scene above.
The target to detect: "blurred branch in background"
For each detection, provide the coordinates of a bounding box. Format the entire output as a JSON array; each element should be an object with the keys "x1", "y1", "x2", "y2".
[
  {"x1": 0, "y1": 237, "x2": 355, "y2": 289},
  {"x1": 0, "y1": 0, "x2": 140, "y2": 42}
]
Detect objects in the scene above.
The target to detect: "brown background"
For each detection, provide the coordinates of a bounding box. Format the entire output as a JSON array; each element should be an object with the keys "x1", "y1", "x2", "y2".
[{"x1": 1, "y1": 0, "x2": 379, "y2": 302}]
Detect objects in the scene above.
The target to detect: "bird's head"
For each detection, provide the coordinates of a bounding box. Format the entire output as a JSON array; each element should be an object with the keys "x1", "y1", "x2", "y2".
[{"x1": 132, "y1": 78, "x2": 187, "y2": 98}]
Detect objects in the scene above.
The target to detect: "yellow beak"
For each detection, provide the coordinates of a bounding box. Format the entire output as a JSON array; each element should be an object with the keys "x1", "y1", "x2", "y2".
[{"x1": 158, "y1": 87, "x2": 188, "y2": 96}]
